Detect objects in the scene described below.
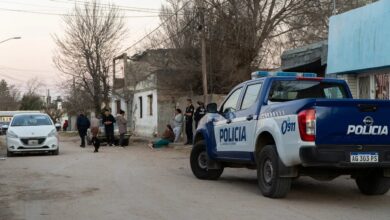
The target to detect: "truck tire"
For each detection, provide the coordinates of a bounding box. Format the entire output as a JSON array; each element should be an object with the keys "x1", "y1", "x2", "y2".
[
  {"x1": 257, "y1": 145, "x2": 292, "y2": 198},
  {"x1": 355, "y1": 171, "x2": 390, "y2": 195},
  {"x1": 190, "y1": 140, "x2": 224, "y2": 180}
]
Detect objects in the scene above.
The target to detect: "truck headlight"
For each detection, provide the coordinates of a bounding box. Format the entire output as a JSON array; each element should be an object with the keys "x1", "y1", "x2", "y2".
[{"x1": 7, "y1": 130, "x2": 18, "y2": 138}]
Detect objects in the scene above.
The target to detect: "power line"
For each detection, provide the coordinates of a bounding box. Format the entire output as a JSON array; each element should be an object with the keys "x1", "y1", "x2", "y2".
[
  {"x1": 0, "y1": 65, "x2": 54, "y2": 73},
  {"x1": 49, "y1": 0, "x2": 164, "y2": 13},
  {"x1": 0, "y1": 7, "x2": 163, "y2": 18},
  {"x1": 120, "y1": 1, "x2": 192, "y2": 53}
]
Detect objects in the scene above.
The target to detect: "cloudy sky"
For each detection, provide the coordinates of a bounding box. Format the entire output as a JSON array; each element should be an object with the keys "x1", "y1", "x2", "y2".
[{"x1": 0, "y1": 0, "x2": 165, "y2": 96}]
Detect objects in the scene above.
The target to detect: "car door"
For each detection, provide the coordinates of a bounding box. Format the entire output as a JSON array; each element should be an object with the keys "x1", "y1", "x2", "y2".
[{"x1": 214, "y1": 82, "x2": 263, "y2": 160}]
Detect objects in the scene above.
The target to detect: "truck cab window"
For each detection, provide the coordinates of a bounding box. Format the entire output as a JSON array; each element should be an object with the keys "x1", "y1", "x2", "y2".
[
  {"x1": 268, "y1": 81, "x2": 348, "y2": 102},
  {"x1": 241, "y1": 83, "x2": 262, "y2": 110},
  {"x1": 221, "y1": 88, "x2": 242, "y2": 114}
]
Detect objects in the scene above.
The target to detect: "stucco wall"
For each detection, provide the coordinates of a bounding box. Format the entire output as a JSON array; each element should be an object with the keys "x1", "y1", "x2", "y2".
[
  {"x1": 335, "y1": 74, "x2": 358, "y2": 98},
  {"x1": 327, "y1": 0, "x2": 390, "y2": 74},
  {"x1": 132, "y1": 89, "x2": 158, "y2": 137},
  {"x1": 156, "y1": 94, "x2": 226, "y2": 138}
]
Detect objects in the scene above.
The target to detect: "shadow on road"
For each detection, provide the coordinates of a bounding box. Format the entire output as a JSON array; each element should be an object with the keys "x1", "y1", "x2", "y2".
[{"x1": 216, "y1": 174, "x2": 389, "y2": 206}]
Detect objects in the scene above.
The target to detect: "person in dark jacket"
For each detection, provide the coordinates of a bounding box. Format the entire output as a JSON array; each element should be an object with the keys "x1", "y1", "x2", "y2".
[
  {"x1": 194, "y1": 101, "x2": 206, "y2": 129},
  {"x1": 102, "y1": 109, "x2": 116, "y2": 146},
  {"x1": 76, "y1": 113, "x2": 90, "y2": 148},
  {"x1": 184, "y1": 99, "x2": 195, "y2": 145}
]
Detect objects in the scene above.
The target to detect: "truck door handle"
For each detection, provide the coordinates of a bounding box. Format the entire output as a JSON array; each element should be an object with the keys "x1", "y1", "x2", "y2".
[
  {"x1": 246, "y1": 115, "x2": 253, "y2": 121},
  {"x1": 358, "y1": 104, "x2": 378, "y2": 112},
  {"x1": 226, "y1": 119, "x2": 232, "y2": 124}
]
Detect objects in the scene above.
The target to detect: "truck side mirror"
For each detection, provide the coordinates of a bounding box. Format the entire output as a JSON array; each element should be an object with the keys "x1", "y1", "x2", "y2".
[{"x1": 207, "y1": 103, "x2": 218, "y2": 113}]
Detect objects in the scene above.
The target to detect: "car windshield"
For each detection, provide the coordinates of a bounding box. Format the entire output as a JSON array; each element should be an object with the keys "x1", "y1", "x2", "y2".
[
  {"x1": 268, "y1": 80, "x2": 348, "y2": 102},
  {"x1": 11, "y1": 115, "x2": 52, "y2": 127}
]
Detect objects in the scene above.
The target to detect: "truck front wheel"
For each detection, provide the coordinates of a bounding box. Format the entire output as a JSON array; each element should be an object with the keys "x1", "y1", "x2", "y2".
[
  {"x1": 257, "y1": 145, "x2": 292, "y2": 198},
  {"x1": 355, "y1": 170, "x2": 390, "y2": 195},
  {"x1": 190, "y1": 140, "x2": 223, "y2": 180}
]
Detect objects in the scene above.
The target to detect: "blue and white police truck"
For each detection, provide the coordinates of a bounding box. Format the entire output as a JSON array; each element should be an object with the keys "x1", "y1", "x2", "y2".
[{"x1": 190, "y1": 71, "x2": 390, "y2": 198}]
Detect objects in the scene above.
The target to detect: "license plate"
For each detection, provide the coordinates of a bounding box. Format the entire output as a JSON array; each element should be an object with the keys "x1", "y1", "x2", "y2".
[
  {"x1": 28, "y1": 140, "x2": 39, "y2": 145},
  {"x1": 350, "y1": 152, "x2": 379, "y2": 163}
]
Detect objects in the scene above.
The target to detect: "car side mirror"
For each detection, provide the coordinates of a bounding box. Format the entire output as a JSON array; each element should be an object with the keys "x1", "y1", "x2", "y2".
[{"x1": 206, "y1": 103, "x2": 218, "y2": 113}]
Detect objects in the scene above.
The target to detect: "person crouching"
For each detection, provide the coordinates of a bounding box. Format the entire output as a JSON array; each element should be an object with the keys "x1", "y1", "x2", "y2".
[{"x1": 149, "y1": 125, "x2": 175, "y2": 149}]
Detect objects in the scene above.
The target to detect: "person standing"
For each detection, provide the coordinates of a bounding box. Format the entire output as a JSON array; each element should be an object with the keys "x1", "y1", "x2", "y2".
[
  {"x1": 90, "y1": 115, "x2": 100, "y2": 152},
  {"x1": 116, "y1": 110, "x2": 128, "y2": 147},
  {"x1": 62, "y1": 120, "x2": 68, "y2": 131},
  {"x1": 172, "y1": 108, "x2": 183, "y2": 142},
  {"x1": 184, "y1": 99, "x2": 194, "y2": 145},
  {"x1": 194, "y1": 101, "x2": 206, "y2": 129},
  {"x1": 76, "y1": 113, "x2": 90, "y2": 148},
  {"x1": 102, "y1": 109, "x2": 116, "y2": 146}
]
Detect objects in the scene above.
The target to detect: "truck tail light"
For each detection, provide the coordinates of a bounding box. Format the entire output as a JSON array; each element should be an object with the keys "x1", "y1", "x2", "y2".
[{"x1": 298, "y1": 109, "x2": 316, "y2": 142}]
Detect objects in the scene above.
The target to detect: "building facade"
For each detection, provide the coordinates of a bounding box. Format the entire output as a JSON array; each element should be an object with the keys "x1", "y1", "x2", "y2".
[
  {"x1": 327, "y1": 0, "x2": 390, "y2": 99},
  {"x1": 111, "y1": 49, "x2": 201, "y2": 137}
]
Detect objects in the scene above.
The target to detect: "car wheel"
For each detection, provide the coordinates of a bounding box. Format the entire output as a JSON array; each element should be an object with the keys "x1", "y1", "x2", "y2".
[
  {"x1": 257, "y1": 145, "x2": 292, "y2": 198},
  {"x1": 190, "y1": 140, "x2": 224, "y2": 180},
  {"x1": 7, "y1": 149, "x2": 13, "y2": 157},
  {"x1": 52, "y1": 148, "x2": 59, "y2": 156},
  {"x1": 355, "y1": 170, "x2": 390, "y2": 195}
]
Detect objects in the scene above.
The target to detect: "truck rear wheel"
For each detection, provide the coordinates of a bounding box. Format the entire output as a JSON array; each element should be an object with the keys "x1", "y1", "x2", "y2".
[
  {"x1": 355, "y1": 171, "x2": 390, "y2": 195},
  {"x1": 257, "y1": 145, "x2": 292, "y2": 198},
  {"x1": 190, "y1": 140, "x2": 223, "y2": 180}
]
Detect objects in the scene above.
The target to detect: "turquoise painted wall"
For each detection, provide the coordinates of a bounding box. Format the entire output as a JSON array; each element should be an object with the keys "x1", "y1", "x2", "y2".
[{"x1": 327, "y1": 0, "x2": 390, "y2": 74}]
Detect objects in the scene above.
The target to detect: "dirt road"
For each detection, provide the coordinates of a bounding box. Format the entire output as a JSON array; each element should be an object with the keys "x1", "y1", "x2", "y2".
[{"x1": 0, "y1": 136, "x2": 389, "y2": 220}]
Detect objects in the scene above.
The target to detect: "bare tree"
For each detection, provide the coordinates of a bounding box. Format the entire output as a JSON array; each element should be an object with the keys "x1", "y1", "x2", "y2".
[
  {"x1": 0, "y1": 79, "x2": 20, "y2": 110},
  {"x1": 157, "y1": 0, "x2": 311, "y2": 93},
  {"x1": 53, "y1": 0, "x2": 127, "y2": 115},
  {"x1": 285, "y1": 0, "x2": 377, "y2": 47},
  {"x1": 25, "y1": 77, "x2": 45, "y2": 96}
]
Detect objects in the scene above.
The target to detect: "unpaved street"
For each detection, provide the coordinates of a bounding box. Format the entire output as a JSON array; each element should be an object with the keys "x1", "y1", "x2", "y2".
[{"x1": 0, "y1": 136, "x2": 389, "y2": 220}]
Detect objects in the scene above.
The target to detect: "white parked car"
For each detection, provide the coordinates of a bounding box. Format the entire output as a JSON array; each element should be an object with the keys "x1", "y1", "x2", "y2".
[{"x1": 6, "y1": 113, "x2": 59, "y2": 157}]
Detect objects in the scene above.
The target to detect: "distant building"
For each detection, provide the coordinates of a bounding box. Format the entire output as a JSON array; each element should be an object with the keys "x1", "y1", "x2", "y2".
[
  {"x1": 111, "y1": 49, "x2": 209, "y2": 137},
  {"x1": 111, "y1": 49, "x2": 225, "y2": 137},
  {"x1": 281, "y1": 1, "x2": 389, "y2": 100},
  {"x1": 281, "y1": 41, "x2": 328, "y2": 77},
  {"x1": 326, "y1": 0, "x2": 390, "y2": 99}
]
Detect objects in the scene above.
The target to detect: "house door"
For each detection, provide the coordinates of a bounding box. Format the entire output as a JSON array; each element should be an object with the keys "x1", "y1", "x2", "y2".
[{"x1": 358, "y1": 76, "x2": 370, "y2": 99}]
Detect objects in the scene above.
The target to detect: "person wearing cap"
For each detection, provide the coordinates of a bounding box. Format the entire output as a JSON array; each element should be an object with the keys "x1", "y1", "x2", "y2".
[
  {"x1": 184, "y1": 98, "x2": 195, "y2": 145},
  {"x1": 194, "y1": 101, "x2": 206, "y2": 129}
]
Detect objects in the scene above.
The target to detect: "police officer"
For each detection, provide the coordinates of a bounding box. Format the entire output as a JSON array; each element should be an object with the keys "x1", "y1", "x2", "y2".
[
  {"x1": 194, "y1": 101, "x2": 206, "y2": 129},
  {"x1": 184, "y1": 98, "x2": 195, "y2": 145}
]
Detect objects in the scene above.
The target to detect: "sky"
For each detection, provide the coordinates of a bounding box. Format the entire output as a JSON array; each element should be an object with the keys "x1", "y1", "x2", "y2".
[{"x1": 0, "y1": 0, "x2": 166, "y2": 97}]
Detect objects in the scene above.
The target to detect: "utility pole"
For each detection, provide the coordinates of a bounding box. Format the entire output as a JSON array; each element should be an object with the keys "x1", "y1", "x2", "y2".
[{"x1": 197, "y1": 0, "x2": 208, "y2": 104}]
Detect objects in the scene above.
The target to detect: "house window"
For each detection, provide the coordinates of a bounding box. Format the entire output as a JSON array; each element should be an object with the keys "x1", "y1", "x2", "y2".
[
  {"x1": 147, "y1": 94, "x2": 153, "y2": 116},
  {"x1": 375, "y1": 73, "x2": 390, "y2": 100},
  {"x1": 139, "y1": 96, "x2": 143, "y2": 118}
]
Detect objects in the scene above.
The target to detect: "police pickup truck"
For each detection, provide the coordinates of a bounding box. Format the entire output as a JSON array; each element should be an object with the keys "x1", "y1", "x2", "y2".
[{"x1": 190, "y1": 71, "x2": 390, "y2": 198}]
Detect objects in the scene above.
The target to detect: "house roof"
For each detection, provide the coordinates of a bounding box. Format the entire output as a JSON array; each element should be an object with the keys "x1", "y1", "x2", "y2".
[{"x1": 281, "y1": 40, "x2": 328, "y2": 71}]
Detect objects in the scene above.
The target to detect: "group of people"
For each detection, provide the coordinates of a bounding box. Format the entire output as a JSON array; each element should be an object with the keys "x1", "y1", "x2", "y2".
[
  {"x1": 76, "y1": 109, "x2": 128, "y2": 152},
  {"x1": 149, "y1": 99, "x2": 207, "y2": 148}
]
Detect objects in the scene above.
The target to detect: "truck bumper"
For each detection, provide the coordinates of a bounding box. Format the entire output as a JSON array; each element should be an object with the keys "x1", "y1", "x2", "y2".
[{"x1": 300, "y1": 146, "x2": 390, "y2": 168}]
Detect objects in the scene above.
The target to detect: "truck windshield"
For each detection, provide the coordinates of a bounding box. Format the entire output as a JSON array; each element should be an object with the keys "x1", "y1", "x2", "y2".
[{"x1": 268, "y1": 80, "x2": 348, "y2": 102}]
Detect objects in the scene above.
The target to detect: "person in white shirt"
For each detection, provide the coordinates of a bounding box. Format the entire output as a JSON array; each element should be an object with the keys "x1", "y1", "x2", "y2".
[{"x1": 172, "y1": 108, "x2": 183, "y2": 142}]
